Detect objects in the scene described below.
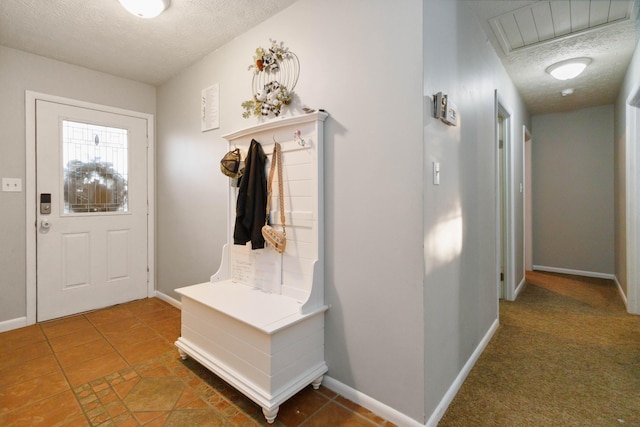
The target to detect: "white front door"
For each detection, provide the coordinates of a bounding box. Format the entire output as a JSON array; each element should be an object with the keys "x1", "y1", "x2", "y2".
[{"x1": 36, "y1": 100, "x2": 149, "y2": 322}]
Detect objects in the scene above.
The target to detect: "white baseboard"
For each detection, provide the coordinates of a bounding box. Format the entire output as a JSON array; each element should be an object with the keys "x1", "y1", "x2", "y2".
[
  {"x1": 324, "y1": 318, "x2": 500, "y2": 427},
  {"x1": 532, "y1": 265, "x2": 615, "y2": 280},
  {"x1": 322, "y1": 376, "x2": 425, "y2": 427},
  {"x1": 533, "y1": 266, "x2": 629, "y2": 308},
  {"x1": 613, "y1": 275, "x2": 628, "y2": 308},
  {"x1": 0, "y1": 316, "x2": 27, "y2": 333},
  {"x1": 425, "y1": 318, "x2": 499, "y2": 427},
  {"x1": 154, "y1": 291, "x2": 181, "y2": 309},
  {"x1": 513, "y1": 276, "x2": 526, "y2": 300}
]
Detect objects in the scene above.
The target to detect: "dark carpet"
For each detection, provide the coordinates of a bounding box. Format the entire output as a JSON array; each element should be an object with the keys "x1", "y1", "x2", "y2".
[{"x1": 439, "y1": 271, "x2": 640, "y2": 426}]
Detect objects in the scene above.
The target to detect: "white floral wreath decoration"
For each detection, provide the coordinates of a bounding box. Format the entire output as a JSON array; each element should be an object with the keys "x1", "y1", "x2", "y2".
[{"x1": 242, "y1": 40, "x2": 299, "y2": 118}]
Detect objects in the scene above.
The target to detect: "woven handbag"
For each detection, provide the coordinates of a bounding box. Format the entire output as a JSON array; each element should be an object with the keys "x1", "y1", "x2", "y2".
[{"x1": 262, "y1": 142, "x2": 286, "y2": 253}]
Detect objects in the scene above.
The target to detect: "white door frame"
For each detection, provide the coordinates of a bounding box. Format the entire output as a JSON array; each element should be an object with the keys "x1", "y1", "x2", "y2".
[
  {"x1": 25, "y1": 91, "x2": 155, "y2": 325},
  {"x1": 495, "y1": 91, "x2": 516, "y2": 302},
  {"x1": 523, "y1": 125, "x2": 532, "y2": 273},
  {"x1": 625, "y1": 83, "x2": 640, "y2": 315}
]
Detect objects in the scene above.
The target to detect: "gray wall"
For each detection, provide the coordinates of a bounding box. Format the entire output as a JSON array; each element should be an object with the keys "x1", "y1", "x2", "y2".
[
  {"x1": 156, "y1": 0, "x2": 426, "y2": 421},
  {"x1": 0, "y1": 45, "x2": 156, "y2": 323},
  {"x1": 157, "y1": 0, "x2": 530, "y2": 423},
  {"x1": 423, "y1": 0, "x2": 530, "y2": 418},
  {"x1": 1, "y1": 0, "x2": 533, "y2": 422},
  {"x1": 615, "y1": 37, "x2": 640, "y2": 301},
  {"x1": 532, "y1": 105, "x2": 615, "y2": 275}
]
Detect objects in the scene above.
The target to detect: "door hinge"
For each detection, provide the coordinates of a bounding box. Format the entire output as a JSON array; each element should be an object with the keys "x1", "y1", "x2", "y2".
[{"x1": 500, "y1": 272, "x2": 504, "y2": 281}]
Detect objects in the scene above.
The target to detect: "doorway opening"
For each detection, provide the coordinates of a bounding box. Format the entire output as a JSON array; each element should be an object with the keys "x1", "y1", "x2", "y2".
[
  {"x1": 496, "y1": 98, "x2": 513, "y2": 301},
  {"x1": 523, "y1": 126, "x2": 532, "y2": 274}
]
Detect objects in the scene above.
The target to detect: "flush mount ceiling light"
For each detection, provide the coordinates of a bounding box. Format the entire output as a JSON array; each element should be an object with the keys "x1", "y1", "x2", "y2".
[
  {"x1": 546, "y1": 58, "x2": 591, "y2": 80},
  {"x1": 118, "y1": 0, "x2": 170, "y2": 18}
]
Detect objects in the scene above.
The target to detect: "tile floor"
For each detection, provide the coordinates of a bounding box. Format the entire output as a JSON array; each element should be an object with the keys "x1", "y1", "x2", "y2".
[{"x1": 0, "y1": 298, "x2": 395, "y2": 426}]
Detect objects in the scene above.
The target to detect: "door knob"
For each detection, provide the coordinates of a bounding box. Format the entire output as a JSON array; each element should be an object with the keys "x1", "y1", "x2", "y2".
[{"x1": 41, "y1": 219, "x2": 51, "y2": 229}]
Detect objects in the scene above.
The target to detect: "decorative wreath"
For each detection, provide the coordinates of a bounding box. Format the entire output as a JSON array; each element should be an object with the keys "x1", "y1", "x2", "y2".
[
  {"x1": 242, "y1": 39, "x2": 300, "y2": 118},
  {"x1": 64, "y1": 160, "x2": 127, "y2": 212}
]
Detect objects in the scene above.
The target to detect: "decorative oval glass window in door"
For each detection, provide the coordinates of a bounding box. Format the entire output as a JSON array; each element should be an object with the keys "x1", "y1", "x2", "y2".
[{"x1": 62, "y1": 120, "x2": 128, "y2": 213}]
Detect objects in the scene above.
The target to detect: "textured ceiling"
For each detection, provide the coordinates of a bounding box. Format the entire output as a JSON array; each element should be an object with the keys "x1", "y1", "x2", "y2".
[
  {"x1": 0, "y1": 0, "x2": 298, "y2": 85},
  {"x1": 467, "y1": 0, "x2": 640, "y2": 115},
  {"x1": 1, "y1": 1, "x2": 638, "y2": 115}
]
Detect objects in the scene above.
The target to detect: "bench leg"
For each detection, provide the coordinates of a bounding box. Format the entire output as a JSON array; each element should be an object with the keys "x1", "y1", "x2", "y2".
[
  {"x1": 311, "y1": 375, "x2": 324, "y2": 390},
  {"x1": 262, "y1": 406, "x2": 279, "y2": 424}
]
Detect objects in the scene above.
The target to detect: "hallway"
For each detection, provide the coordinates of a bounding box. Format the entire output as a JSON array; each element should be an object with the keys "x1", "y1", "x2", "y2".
[{"x1": 440, "y1": 271, "x2": 640, "y2": 425}]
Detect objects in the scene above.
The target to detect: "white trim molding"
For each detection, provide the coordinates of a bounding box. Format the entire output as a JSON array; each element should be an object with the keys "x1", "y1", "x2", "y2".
[
  {"x1": 533, "y1": 266, "x2": 631, "y2": 309},
  {"x1": 513, "y1": 276, "x2": 526, "y2": 300},
  {"x1": 495, "y1": 92, "x2": 518, "y2": 302},
  {"x1": 155, "y1": 291, "x2": 181, "y2": 309},
  {"x1": 0, "y1": 317, "x2": 28, "y2": 333},
  {"x1": 323, "y1": 319, "x2": 500, "y2": 427},
  {"x1": 322, "y1": 376, "x2": 425, "y2": 427},
  {"x1": 425, "y1": 319, "x2": 499, "y2": 427},
  {"x1": 614, "y1": 276, "x2": 629, "y2": 308},
  {"x1": 533, "y1": 265, "x2": 615, "y2": 280}
]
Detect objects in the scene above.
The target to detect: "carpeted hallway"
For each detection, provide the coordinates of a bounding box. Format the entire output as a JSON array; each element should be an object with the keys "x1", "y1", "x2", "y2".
[{"x1": 439, "y1": 271, "x2": 640, "y2": 426}]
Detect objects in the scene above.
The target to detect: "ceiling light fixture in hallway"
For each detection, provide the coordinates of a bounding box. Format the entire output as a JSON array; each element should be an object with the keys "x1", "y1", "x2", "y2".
[
  {"x1": 546, "y1": 57, "x2": 591, "y2": 80},
  {"x1": 118, "y1": 0, "x2": 170, "y2": 18}
]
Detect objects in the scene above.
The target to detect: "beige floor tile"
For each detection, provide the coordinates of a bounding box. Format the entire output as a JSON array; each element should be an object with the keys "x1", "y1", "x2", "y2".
[
  {"x1": 0, "y1": 390, "x2": 84, "y2": 427},
  {"x1": 277, "y1": 386, "x2": 331, "y2": 426},
  {"x1": 301, "y1": 401, "x2": 378, "y2": 426},
  {"x1": 0, "y1": 298, "x2": 390, "y2": 426},
  {"x1": 85, "y1": 306, "x2": 134, "y2": 326},
  {"x1": 40, "y1": 315, "x2": 93, "y2": 340},
  {"x1": 0, "y1": 370, "x2": 70, "y2": 415},
  {"x1": 122, "y1": 298, "x2": 171, "y2": 316},
  {"x1": 48, "y1": 326, "x2": 102, "y2": 353},
  {"x1": 164, "y1": 408, "x2": 226, "y2": 426},
  {"x1": 0, "y1": 340, "x2": 52, "y2": 371},
  {"x1": 0, "y1": 325, "x2": 46, "y2": 351},
  {"x1": 336, "y1": 395, "x2": 388, "y2": 424},
  {"x1": 55, "y1": 338, "x2": 115, "y2": 369},
  {"x1": 0, "y1": 354, "x2": 60, "y2": 388},
  {"x1": 115, "y1": 336, "x2": 174, "y2": 365},
  {"x1": 64, "y1": 351, "x2": 129, "y2": 387}
]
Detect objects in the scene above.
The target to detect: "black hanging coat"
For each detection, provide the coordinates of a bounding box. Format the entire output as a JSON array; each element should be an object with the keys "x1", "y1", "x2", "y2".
[{"x1": 233, "y1": 139, "x2": 267, "y2": 249}]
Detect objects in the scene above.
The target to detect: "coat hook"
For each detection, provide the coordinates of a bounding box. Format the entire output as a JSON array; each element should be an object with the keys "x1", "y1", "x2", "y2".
[{"x1": 294, "y1": 130, "x2": 305, "y2": 147}]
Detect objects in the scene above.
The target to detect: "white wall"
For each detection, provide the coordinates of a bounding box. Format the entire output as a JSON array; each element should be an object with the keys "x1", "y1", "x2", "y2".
[
  {"x1": 0, "y1": 45, "x2": 156, "y2": 324},
  {"x1": 532, "y1": 105, "x2": 615, "y2": 275},
  {"x1": 423, "y1": 0, "x2": 530, "y2": 420},
  {"x1": 156, "y1": 0, "x2": 427, "y2": 422}
]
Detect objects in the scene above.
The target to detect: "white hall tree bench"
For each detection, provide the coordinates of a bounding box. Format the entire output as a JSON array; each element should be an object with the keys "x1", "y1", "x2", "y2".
[{"x1": 175, "y1": 111, "x2": 329, "y2": 424}]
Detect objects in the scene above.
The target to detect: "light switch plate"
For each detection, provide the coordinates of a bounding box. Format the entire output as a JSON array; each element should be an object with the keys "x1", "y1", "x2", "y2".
[{"x1": 2, "y1": 178, "x2": 22, "y2": 192}]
